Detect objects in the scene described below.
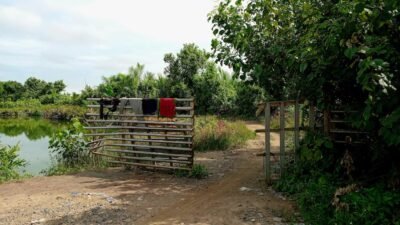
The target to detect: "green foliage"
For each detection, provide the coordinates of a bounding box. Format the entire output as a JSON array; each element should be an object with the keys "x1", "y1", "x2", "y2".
[
  {"x1": 211, "y1": 2, "x2": 400, "y2": 223},
  {"x1": 194, "y1": 116, "x2": 255, "y2": 151},
  {"x1": 48, "y1": 118, "x2": 89, "y2": 167},
  {"x1": 234, "y1": 82, "x2": 267, "y2": 117},
  {"x1": 164, "y1": 43, "x2": 209, "y2": 90},
  {"x1": 209, "y1": 0, "x2": 400, "y2": 146},
  {"x1": 174, "y1": 164, "x2": 208, "y2": 179},
  {"x1": 193, "y1": 63, "x2": 237, "y2": 114},
  {"x1": 276, "y1": 167, "x2": 400, "y2": 225},
  {"x1": 0, "y1": 143, "x2": 27, "y2": 182},
  {"x1": 334, "y1": 186, "x2": 400, "y2": 224},
  {"x1": 189, "y1": 164, "x2": 208, "y2": 179},
  {"x1": 0, "y1": 100, "x2": 85, "y2": 121}
]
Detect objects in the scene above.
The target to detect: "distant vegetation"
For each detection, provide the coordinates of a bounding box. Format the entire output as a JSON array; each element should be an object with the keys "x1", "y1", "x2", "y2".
[{"x1": 0, "y1": 44, "x2": 266, "y2": 120}]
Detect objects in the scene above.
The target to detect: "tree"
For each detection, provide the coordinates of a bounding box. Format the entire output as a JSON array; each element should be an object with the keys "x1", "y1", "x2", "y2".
[
  {"x1": 210, "y1": 0, "x2": 400, "y2": 144},
  {"x1": 23, "y1": 77, "x2": 48, "y2": 98},
  {"x1": 164, "y1": 43, "x2": 209, "y2": 90},
  {"x1": 2, "y1": 81, "x2": 24, "y2": 101}
]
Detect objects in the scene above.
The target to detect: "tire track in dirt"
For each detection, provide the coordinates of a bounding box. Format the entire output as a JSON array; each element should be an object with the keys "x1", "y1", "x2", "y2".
[{"x1": 138, "y1": 122, "x2": 293, "y2": 225}]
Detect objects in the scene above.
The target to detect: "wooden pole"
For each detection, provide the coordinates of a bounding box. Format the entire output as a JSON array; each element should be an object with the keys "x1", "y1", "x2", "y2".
[
  {"x1": 324, "y1": 110, "x2": 330, "y2": 135},
  {"x1": 280, "y1": 102, "x2": 285, "y2": 175},
  {"x1": 265, "y1": 102, "x2": 271, "y2": 183},
  {"x1": 294, "y1": 100, "x2": 300, "y2": 162},
  {"x1": 309, "y1": 103, "x2": 315, "y2": 132}
]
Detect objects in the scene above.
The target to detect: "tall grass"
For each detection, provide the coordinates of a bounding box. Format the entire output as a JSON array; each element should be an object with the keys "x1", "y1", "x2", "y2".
[{"x1": 194, "y1": 116, "x2": 255, "y2": 151}]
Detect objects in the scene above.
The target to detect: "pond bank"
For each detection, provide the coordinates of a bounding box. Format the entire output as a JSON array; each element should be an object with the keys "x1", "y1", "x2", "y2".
[{"x1": 0, "y1": 105, "x2": 85, "y2": 121}]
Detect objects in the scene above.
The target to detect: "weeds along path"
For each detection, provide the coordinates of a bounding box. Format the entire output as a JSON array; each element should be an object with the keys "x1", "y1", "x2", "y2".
[{"x1": 0, "y1": 121, "x2": 294, "y2": 225}]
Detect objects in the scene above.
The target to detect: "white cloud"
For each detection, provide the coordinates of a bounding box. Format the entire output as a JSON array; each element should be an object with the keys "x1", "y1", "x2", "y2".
[
  {"x1": 0, "y1": 6, "x2": 42, "y2": 30},
  {"x1": 0, "y1": 0, "x2": 218, "y2": 92}
]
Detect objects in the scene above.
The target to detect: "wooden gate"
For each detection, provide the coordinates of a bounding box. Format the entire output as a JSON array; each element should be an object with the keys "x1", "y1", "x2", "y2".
[
  {"x1": 259, "y1": 100, "x2": 366, "y2": 183},
  {"x1": 258, "y1": 100, "x2": 316, "y2": 183},
  {"x1": 84, "y1": 98, "x2": 195, "y2": 171}
]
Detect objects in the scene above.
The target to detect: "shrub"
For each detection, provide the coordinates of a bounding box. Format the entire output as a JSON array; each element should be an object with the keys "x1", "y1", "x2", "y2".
[
  {"x1": 193, "y1": 116, "x2": 255, "y2": 151},
  {"x1": 0, "y1": 143, "x2": 26, "y2": 182},
  {"x1": 174, "y1": 164, "x2": 208, "y2": 179},
  {"x1": 333, "y1": 186, "x2": 400, "y2": 225},
  {"x1": 48, "y1": 118, "x2": 89, "y2": 167},
  {"x1": 189, "y1": 164, "x2": 208, "y2": 179}
]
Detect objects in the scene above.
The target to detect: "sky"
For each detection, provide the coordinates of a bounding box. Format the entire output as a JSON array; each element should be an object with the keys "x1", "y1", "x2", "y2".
[{"x1": 0, "y1": 0, "x2": 218, "y2": 92}]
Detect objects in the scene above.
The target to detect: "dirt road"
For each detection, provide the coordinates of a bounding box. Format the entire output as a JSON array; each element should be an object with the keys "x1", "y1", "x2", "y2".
[{"x1": 0, "y1": 122, "x2": 296, "y2": 225}]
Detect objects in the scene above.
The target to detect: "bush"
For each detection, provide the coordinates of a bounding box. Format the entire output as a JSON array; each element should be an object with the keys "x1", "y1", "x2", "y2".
[
  {"x1": 0, "y1": 143, "x2": 26, "y2": 182},
  {"x1": 174, "y1": 164, "x2": 208, "y2": 179},
  {"x1": 333, "y1": 186, "x2": 400, "y2": 225},
  {"x1": 48, "y1": 118, "x2": 89, "y2": 167},
  {"x1": 189, "y1": 164, "x2": 208, "y2": 179},
  {"x1": 233, "y1": 82, "x2": 267, "y2": 117},
  {"x1": 194, "y1": 116, "x2": 255, "y2": 151}
]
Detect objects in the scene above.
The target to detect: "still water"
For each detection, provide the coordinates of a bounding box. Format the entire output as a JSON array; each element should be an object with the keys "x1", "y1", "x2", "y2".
[{"x1": 0, "y1": 118, "x2": 67, "y2": 175}]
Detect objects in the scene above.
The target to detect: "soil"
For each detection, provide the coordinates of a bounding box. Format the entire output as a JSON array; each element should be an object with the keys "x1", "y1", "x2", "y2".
[{"x1": 0, "y1": 122, "x2": 299, "y2": 225}]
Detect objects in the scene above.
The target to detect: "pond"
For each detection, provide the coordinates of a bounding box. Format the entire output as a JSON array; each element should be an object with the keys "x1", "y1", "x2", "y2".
[{"x1": 0, "y1": 118, "x2": 67, "y2": 175}]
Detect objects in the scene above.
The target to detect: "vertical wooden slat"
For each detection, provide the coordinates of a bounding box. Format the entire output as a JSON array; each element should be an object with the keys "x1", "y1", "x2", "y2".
[
  {"x1": 264, "y1": 102, "x2": 271, "y2": 183},
  {"x1": 309, "y1": 103, "x2": 315, "y2": 132},
  {"x1": 280, "y1": 102, "x2": 285, "y2": 175},
  {"x1": 324, "y1": 110, "x2": 330, "y2": 135},
  {"x1": 190, "y1": 100, "x2": 195, "y2": 168},
  {"x1": 294, "y1": 100, "x2": 300, "y2": 162}
]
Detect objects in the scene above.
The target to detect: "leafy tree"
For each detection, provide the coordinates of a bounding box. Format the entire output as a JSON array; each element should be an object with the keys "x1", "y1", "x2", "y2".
[
  {"x1": 193, "y1": 62, "x2": 237, "y2": 114},
  {"x1": 164, "y1": 43, "x2": 209, "y2": 90},
  {"x1": 23, "y1": 77, "x2": 48, "y2": 98},
  {"x1": 1, "y1": 81, "x2": 24, "y2": 101}
]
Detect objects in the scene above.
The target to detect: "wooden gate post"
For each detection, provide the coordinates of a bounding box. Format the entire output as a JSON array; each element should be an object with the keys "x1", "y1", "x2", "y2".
[
  {"x1": 294, "y1": 100, "x2": 300, "y2": 162},
  {"x1": 264, "y1": 102, "x2": 271, "y2": 183},
  {"x1": 279, "y1": 102, "x2": 286, "y2": 175}
]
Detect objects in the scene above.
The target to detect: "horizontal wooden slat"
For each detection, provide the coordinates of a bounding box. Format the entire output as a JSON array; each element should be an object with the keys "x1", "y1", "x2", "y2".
[
  {"x1": 89, "y1": 138, "x2": 191, "y2": 145},
  {"x1": 107, "y1": 160, "x2": 191, "y2": 170},
  {"x1": 85, "y1": 119, "x2": 192, "y2": 126},
  {"x1": 87, "y1": 105, "x2": 193, "y2": 111},
  {"x1": 330, "y1": 120, "x2": 351, "y2": 123},
  {"x1": 85, "y1": 113, "x2": 193, "y2": 118},
  {"x1": 84, "y1": 126, "x2": 193, "y2": 132},
  {"x1": 90, "y1": 143, "x2": 191, "y2": 151},
  {"x1": 255, "y1": 127, "x2": 305, "y2": 133},
  {"x1": 268, "y1": 100, "x2": 305, "y2": 106},
  {"x1": 329, "y1": 129, "x2": 368, "y2": 134},
  {"x1": 87, "y1": 98, "x2": 194, "y2": 102},
  {"x1": 93, "y1": 152, "x2": 191, "y2": 164},
  {"x1": 84, "y1": 132, "x2": 192, "y2": 138},
  {"x1": 330, "y1": 110, "x2": 358, "y2": 113},
  {"x1": 103, "y1": 149, "x2": 192, "y2": 158},
  {"x1": 334, "y1": 140, "x2": 365, "y2": 144}
]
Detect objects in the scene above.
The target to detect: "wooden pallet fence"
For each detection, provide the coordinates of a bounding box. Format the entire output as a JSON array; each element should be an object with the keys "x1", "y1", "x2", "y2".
[
  {"x1": 257, "y1": 100, "x2": 314, "y2": 183},
  {"x1": 84, "y1": 98, "x2": 195, "y2": 171}
]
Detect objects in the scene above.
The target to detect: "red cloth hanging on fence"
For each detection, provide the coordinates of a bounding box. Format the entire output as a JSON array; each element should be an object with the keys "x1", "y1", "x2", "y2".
[{"x1": 159, "y1": 98, "x2": 176, "y2": 118}]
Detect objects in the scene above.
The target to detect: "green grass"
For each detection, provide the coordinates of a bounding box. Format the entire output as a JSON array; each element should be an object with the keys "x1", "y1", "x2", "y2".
[
  {"x1": 193, "y1": 115, "x2": 256, "y2": 151},
  {"x1": 41, "y1": 160, "x2": 108, "y2": 176},
  {"x1": 174, "y1": 164, "x2": 208, "y2": 179}
]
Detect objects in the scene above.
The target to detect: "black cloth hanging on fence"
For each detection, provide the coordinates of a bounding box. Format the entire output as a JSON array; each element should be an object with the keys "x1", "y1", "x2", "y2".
[
  {"x1": 142, "y1": 98, "x2": 158, "y2": 115},
  {"x1": 99, "y1": 98, "x2": 120, "y2": 119}
]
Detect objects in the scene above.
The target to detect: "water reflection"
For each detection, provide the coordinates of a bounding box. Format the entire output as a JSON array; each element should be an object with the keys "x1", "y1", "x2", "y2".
[{"x1": 0, "y1": 118, "x2": 67, "y2": 175}]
